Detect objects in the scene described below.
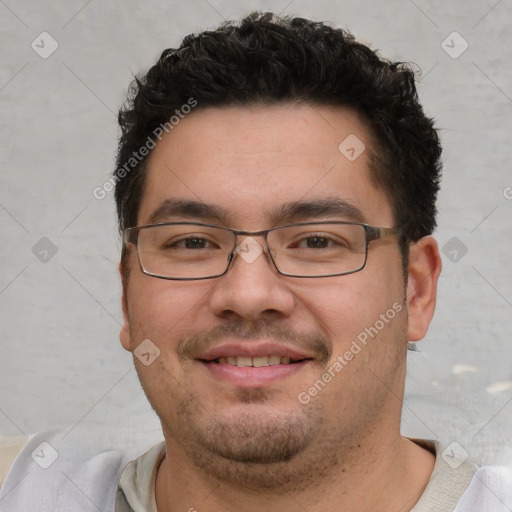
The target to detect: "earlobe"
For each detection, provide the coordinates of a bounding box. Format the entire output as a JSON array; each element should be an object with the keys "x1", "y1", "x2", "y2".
[
  {"x1": 120, "y1": 318, "x2": 132, "y2": 352},
  {"x1": 119, "y1": 261, "x2": 132, "y2": 352},
  {"x1": 406, "y1": 236, "x2": 442, "y2": 342}
]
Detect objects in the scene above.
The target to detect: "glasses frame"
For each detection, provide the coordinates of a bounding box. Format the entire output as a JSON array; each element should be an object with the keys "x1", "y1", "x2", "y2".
[{"x1": 122, "y1": 221, "x2": 401, "y2": 280}]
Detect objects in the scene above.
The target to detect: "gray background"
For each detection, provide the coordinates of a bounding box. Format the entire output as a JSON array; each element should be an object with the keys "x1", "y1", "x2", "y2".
[{"x1": 1, "y1": 0, "x2": 511, "y2": 465}]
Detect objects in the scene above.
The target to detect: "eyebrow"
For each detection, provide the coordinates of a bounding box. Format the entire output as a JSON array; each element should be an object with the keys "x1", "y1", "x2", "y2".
[
  {"x1": 148, "y1": 199, "x2": 231, "y2": 225},
  {"x1": 146, "y1": 197, "x2": 368, "y2": 226},
  {"x1": 268, "y1": 197, "x2": 368, "y2": 225}
]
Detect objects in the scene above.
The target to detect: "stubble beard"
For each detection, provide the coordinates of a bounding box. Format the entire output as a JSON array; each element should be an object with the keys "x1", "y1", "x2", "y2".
[
  {"x1": 137, "y1": 316, "x2": 406, "y2": 491},
  {"x1": 152, "y1": 318, "x2": 339, "y2": 490},
  {"x1": 159, "y1": 385, "x2": 343, "y2": 491}
]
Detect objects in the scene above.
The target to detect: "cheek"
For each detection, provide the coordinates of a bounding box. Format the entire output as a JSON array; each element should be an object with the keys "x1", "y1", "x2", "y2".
[
  {"x1": 127, "y1": 277, "x2": 213, "y2": 344},
  {"x1": 291, "y1": 273, "x2": 405, "y2": 351}
]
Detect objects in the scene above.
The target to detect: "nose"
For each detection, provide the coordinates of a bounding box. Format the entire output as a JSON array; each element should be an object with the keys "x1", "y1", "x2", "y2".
[{"x1": 207, "y1": 236, "x2": 295, "y2": 321}]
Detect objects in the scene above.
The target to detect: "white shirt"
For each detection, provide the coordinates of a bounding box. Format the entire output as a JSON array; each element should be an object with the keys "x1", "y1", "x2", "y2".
[
  {"x1": 1, "y1": 433, "x2": 512, "y2": 511},
  {"x1": 116, "y1": 439, "x2": 512, "y2": 511}
]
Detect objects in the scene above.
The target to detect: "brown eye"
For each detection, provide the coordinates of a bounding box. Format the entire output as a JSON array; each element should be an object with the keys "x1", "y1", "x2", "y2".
[
  {"x1": 305, "y1": 237, "x2": 329, "y2": 249},
  {"x1": 181, "y1": 238, "x2": 209, "y2": 249},
  {"x1": 164, "y1": 236, "x2": 218, "y2": 250}
]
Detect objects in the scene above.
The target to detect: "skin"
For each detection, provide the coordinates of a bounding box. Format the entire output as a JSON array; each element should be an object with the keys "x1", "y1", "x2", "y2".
[{"x1": 119, "y1": 104, "x2": 442, "y2": 512}]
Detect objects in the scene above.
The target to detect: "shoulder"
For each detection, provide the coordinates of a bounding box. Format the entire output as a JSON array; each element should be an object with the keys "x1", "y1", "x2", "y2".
[
  {"x1": 0, "y1": 436, "x2": 29, "y2": 488},
  {"x1": 454, "y1": 465, "x2": 512, "y2": 511},
  {"x1": 409, "y1": 438, "x2": 512, "y2": 512},
  {"x1": 413, "y1": 438, "x2": 512, "y2": 512},
  {"x1": 0, "y1": 429, "x2": 131, "y2": 510}
]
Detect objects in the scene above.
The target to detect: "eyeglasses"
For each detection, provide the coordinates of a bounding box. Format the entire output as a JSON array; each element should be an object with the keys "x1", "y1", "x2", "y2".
[{"x1": 122, "y1": 221, "x2": 401, "y2": 280}]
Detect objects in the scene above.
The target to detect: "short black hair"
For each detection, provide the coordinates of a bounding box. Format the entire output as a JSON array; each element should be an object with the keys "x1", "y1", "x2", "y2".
[{"x1": 115, "y1": 11, "x2": 442, "y2": 253}]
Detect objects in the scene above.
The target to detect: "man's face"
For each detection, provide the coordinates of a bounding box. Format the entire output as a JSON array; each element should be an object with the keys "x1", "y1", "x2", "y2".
[{"x1": 120, "y1": 104, "x2": 416, "y2": 485}]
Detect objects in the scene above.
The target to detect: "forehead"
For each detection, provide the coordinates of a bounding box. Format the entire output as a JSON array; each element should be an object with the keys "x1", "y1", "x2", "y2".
[{"x1": 138, "y1": 104, "x2": 393, "y2": 228}]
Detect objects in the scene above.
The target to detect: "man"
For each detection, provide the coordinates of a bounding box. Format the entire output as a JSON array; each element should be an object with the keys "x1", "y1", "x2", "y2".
[{"x1": 1, "y1": 11, "x2": 511, "y2": 512}]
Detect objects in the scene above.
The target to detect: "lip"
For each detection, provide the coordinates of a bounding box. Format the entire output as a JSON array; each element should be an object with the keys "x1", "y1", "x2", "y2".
[
  {"x1": 197, "y1": 341, "x2": 314, "y2": 362},
  {"x1": 195, "y1": 340, "x2": 315, "y2": 388},
  {"x1": 198, "y1": 359, "x2": 311, "y2": 387}
]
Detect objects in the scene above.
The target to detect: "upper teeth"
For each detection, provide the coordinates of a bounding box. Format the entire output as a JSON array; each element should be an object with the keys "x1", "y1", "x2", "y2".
[{"x1": 215, "y1": 355, "x2": 293, "y2": 367}]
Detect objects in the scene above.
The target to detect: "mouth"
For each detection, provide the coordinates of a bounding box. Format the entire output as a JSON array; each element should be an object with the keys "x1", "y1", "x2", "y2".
[
  {"x1": 206, "y1": 355, "x2": 307, "y2": 367},
  {"x1": 196, "y1": 343, "x2": 315, "y2": 387}
]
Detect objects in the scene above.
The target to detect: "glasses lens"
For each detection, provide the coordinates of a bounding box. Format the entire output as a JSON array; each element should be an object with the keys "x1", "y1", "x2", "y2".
[
  {"x1": 268, "y1": 223, "x2": 367, "y2": 277},
  {"x1": 137, "y1": 224, "x2": 234, "y2": 279}
]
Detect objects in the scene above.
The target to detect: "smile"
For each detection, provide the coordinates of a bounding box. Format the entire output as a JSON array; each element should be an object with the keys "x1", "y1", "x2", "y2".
[
  {"x1": 212, "y1": 355, "x2": 301, "y2": 367},
  {"x1": 195, "y1": 341, "x2": 315, "y2": 387}
]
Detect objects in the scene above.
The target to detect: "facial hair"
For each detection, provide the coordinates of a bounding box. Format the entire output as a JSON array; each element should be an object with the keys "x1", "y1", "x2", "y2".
[{"x1": 157, "y1": 318, "x2": 336, "y2": 490}]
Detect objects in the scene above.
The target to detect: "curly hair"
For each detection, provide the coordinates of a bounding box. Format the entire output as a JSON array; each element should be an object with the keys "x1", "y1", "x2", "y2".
[{"x1": 115, "y1": 12, "x2": 442, "y2": 257}]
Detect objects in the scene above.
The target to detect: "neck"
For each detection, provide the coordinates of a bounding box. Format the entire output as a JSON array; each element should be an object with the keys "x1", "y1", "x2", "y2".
[{"x1": 155, "y1": 431, "x2": 435, "y2": 512}]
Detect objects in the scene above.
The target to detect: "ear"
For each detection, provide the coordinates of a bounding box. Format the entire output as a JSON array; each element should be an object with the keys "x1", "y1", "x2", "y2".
[
  {"x1": 119, "y1": 261, "x2": 133, "y2": 352},
  {"x1": 406, "y1": 236, "x2": 442, "y2": 342}
]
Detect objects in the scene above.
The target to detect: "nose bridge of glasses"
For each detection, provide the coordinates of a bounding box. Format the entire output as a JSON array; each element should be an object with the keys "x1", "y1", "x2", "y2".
[
  {"x1": 227, "y1": 225, "x2": 271, "y2": 249},
  {"x1": 231, "y1": 233, "x2": 275, "y2": 269}
]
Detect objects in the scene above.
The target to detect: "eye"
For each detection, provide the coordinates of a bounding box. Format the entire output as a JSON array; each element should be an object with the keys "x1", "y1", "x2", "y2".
[
  {"x1": 300, "y1": 236, "x2": 331, "y2": 249},
  {"x1": 292, "y1": 233, "x2": 349, "y2": 249},
  {"x1": 164, "y1": 236, "x2": 219, "y2": 249}
]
